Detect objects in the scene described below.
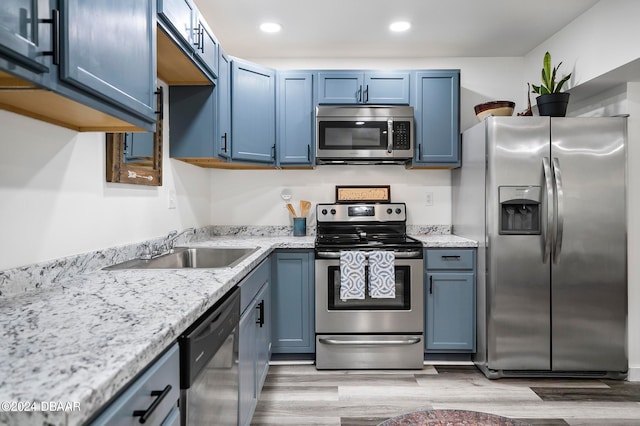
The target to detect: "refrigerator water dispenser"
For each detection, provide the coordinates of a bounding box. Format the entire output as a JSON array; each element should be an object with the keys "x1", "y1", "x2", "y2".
[{"x1": 499, "y1": 186, "x2": 541, "y2": 235}]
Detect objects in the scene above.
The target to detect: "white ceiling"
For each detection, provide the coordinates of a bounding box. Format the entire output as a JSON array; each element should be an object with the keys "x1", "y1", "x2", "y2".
[{"x1": 194, "y1": 0, "x2": 600, "y2": 59}]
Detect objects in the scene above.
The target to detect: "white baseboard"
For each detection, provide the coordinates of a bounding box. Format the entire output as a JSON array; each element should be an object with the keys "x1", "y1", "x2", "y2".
[{"x1": 628, "y1": 366, "x2": 640, "y2": 382}]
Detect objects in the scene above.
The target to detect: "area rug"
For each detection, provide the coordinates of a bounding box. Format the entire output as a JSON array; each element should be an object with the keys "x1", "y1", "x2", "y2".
[{"x1": 377, "y1": 409, "x2": 532, "y2": 425}]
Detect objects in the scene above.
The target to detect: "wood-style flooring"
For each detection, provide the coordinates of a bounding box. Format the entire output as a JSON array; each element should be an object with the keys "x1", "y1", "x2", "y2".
[{"x1": 251, "y1": 364, "x2": 640, "y2": 426}]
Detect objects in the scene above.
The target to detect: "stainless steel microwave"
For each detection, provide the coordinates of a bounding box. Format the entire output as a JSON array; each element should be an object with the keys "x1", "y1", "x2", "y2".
[{"x1": 315, "y1": 105, "x2": 414, "y2": 164}]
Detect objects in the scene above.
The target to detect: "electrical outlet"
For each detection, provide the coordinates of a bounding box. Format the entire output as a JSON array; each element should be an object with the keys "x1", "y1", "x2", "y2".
[
  {"x1": 425, "y1": 191, "x2": 433, "y2": 206},
  {"x1": 168, "y1": 189, "x2": 177, "y2": 209}
]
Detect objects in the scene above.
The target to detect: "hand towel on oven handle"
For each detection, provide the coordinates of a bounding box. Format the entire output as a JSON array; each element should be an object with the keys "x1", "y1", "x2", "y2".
[
  {"x1": 368, "y1": 250, "x2": 396, "y2": 298},
  {"x1": 340, "y1": 251, "x2": 366, "y2": 300}
]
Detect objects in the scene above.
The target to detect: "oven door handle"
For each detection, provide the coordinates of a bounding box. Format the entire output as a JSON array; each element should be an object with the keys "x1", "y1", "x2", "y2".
[
  {"x1": 318, "y1": 337, "x2": 422, "y2": 346},
  {"x1": 315, "y1": 250, "x2": 423, "y2": 259}
]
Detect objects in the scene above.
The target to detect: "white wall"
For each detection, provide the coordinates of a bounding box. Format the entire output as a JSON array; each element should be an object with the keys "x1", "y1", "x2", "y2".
[
  {"x1": 523, "y1": 0, "x2": 640, "y2": 90},
  {"x1": 210, "y1": 167, "x2": 450, "y2": 226},
  {"x1": 0, "y1": 82, "x2": 211, "y2": 271}
]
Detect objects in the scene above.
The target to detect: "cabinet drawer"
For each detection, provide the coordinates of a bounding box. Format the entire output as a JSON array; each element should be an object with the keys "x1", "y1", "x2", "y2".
[
  {"x1": 426, "y1": 249, "x2": 474, "y2": 270},
  {"x1": 239, "y1": 258, "x2": 271, "y2": 313},
  {"x1": 90, "y1": 344, "x2": 180, "y2": 425}
]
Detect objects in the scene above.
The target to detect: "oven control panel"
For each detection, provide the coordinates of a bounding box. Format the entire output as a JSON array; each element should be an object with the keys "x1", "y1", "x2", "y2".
[{"x1": 317, "y1": 203, "x2": 406, "y2": 222}]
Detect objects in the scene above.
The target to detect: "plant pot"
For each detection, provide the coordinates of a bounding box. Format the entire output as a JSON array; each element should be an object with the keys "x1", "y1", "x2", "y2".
[{"x1": 536, "y1": 93, "x2": 570, "y2": 117}]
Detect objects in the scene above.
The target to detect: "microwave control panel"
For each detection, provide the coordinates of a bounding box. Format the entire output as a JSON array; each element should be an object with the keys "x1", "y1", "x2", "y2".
[{"x1": 393, "y1": 121, "x2": 411, "y2": 149}]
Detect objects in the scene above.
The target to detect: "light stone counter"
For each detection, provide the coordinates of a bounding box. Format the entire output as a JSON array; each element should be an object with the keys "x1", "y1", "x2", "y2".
[
  {"x1": 0, "y1": 233, "x2": 475, "y2": 426},
  {"x1": 410, "y1": 234, "x2": 478, "y2": 248}
]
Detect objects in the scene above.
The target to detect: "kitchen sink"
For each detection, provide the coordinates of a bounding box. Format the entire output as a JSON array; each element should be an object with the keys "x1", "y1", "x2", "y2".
[{"x1": 103, "y1": 247, "x2": 260, "y2": 270}]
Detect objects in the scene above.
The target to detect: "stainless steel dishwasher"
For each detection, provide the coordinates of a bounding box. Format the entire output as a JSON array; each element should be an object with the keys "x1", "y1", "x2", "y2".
[{"x1": 180, "y1": 287, "x2": 240, "y2": 425}]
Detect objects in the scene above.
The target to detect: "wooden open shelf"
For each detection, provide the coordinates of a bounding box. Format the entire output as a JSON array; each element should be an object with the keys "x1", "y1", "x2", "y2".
[{"x1": 174, "y1": 157, "x2": 314, "y2": 170}]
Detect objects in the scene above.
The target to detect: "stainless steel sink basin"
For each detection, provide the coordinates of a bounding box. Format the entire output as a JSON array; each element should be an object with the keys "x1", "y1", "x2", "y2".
[{"x1": 103, "y1": 247, "x2": 260, "y2": 270}]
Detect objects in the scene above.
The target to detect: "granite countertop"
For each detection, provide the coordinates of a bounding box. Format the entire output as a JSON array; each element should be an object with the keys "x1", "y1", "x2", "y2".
[{"x1": 0, "y1": 234, "x2": 476, "y2": 426}]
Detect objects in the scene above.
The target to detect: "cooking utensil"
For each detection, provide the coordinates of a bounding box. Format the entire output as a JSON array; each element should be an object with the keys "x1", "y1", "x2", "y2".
[
  {"x1": 286, "y1": 203, "x2": 297, "y2": 217},
  {"x1": 300, "y1": 200, "x2": 311, "y2": 218}
]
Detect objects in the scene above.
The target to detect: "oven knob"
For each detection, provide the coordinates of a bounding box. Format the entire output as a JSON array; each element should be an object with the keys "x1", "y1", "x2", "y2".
[
  {"x1": 395, "y1": 208, "x2": 402, "y2": 214},
  {"x1": 386, "y1": 208, "x2": 392, "y2": 214},
  {"x1": 321, "y1": 209, "x2": 327, "y2": 215},
  {"x1": 330, "y1": 209, "x2": 336, "y2": 215}
]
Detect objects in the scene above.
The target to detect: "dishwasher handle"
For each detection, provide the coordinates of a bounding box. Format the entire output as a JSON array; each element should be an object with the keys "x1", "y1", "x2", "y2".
[{"x1": 133, "y1": 385, "x2": 172, "y2": 424}]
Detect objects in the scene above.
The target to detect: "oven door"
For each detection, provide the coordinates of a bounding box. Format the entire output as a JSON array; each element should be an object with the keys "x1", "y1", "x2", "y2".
[{"x1": 315, "y1": 257, "x2": 423, "y2": 334}]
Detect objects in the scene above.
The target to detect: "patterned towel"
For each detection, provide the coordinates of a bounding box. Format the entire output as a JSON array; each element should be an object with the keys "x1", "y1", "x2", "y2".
[
  {"x1": 368, "y1": 251, "x2": 396, "y2": 298},
  {"x1": 340, "y1": 251, "x2": 366, "y2": 300}
]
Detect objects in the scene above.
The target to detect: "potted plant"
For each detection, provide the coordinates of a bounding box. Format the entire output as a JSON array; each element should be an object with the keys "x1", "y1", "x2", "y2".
[{"x1": 531, "y1": 51, "x2": 572, "y2": 117}]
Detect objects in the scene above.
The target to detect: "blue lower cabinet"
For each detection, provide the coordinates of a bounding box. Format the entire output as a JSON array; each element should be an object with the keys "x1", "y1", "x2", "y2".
[
  {"x1": 276, "y1": 71, "x2": 314, "y2": 166},
  {"x1": 231, "y1": 58, "x2": 276, "y2": 164},
  {"x1": 89, "y1": 344, "x2": 180, "y2": 425},
  {"x1": 424, "y1": 248, "x2": 476, "y2": 352},
  {"x1": 238, "y1": 259, "x2": 271, "y2": 426},
  {"x1": 271, "y1": 251, "x2": 315, "y2": 353}
]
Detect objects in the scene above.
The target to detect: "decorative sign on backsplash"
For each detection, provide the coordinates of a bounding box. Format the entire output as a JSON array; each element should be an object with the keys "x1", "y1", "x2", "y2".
[{"x1": 335, "y1": 185, "x2": 391, "y2": 203}]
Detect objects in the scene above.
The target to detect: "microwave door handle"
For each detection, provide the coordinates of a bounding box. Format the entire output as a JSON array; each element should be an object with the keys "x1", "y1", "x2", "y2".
[{"x1": 387, "y1": 119, "x2": 393, "y2": 153}]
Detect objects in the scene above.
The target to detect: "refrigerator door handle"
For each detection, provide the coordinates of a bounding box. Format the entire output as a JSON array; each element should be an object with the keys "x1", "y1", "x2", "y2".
[
  {"x1": 552, "y1": 157, "x2": 564, "y2": 263},
  {"x1": 542, "y1": 157, "x2": 554, "y2": 263}
]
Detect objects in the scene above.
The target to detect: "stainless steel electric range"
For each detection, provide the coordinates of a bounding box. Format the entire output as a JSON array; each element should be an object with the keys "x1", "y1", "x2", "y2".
[{"x1": 314, "y1": 202, "x2": 424, "y2": 369}]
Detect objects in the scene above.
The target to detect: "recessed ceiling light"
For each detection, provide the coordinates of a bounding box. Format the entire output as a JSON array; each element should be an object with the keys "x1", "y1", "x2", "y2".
[
  {"x1": 260, "y1": 22, "x2": 282, "y2": 33},
  {"x1": 389, "y1": 21, "x2": 411, "y2": 32}
]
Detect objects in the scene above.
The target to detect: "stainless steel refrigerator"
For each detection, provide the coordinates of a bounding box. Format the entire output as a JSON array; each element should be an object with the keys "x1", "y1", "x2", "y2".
[{"x1": 453, "y1": 116, "x2": 627, "y2": 378}]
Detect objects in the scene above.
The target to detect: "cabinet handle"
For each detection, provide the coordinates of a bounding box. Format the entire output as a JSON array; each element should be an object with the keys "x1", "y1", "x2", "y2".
[
  {"x1": 133, "y1": 384, "x2": 172, "y2": 424},
  {"x1": 441, "y1": 255, "x2": 461, "y2": 260},
  {"x1": 307, "y1": 144, "x2": 311, "y2": 162},
  {"x1": 193, "y1": 25, "x2": 203, "y2": 52},
  {"x1": 154, "y1": 87, "x2": 163, "y2": 119},
  {"x1": 222, "y1": 133, "x2": 228, "y2": 152},
  {"x1": 256, "y1": 300, "x2": 265, "y2": 327},
  {"x1": 429, "y1": 275, "x2": 433, "y2": 294},
  {"x1": 418, "y1": 143, "x2": 422, "y2": 160},
  {"x1": 364, "y1": 84, "x2": 369, "y2": 103},
  {"x1": 271, "y1": 143, "x2": 276, "y2": 160},
  {"x1": 41, "y1": 9, "x2": 60, "y2": 66},
  {"x1": 198, "y1": 26, "x2": 205, "y2": 53},
  {"x1": 357, "y1": 86, "x2": 362, "y2": 103}
]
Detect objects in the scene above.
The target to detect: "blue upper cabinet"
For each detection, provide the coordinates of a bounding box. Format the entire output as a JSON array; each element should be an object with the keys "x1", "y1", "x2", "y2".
[
  {"x1": 59, "y1": 0, "x2": 156, "y2": 124},
  {"x1": 168, "y1": 85, "x2": 215, "y2": 159},
  {"x1": 0, "y1": 0, "x2": 53, "y2": 85},
  {"x1": 216, "y1": 47, "x2": 231, "y2": 159},
  {"x1": 317, "y1": 71, "x2": 363, "y2": 104},
  {"x1": 317, "y1": 71, "x2": 410, "y2": 104},
  {"x1": 157, "y1": 0, "x2": 194, "y2": 52},
  {"x1": 191, "y1": 11, "x2": 218, "y2": 79},
  {"x1": 276, "y1": 71, "x2": 314, "y2": 166},
  {"x1": 0, "y1": 0, "x2": 157, "y2": 131},
  {"x1": 365, "y1": 72, "x2": 410, "y2": 104},
  {"x1": 157, "y1": 0, "x2": 217, "y2": 83},
  {"x1": 412, "y1": 70, "x2": 460, "y2": 166},
  {"x1": 231, "y1": 58, "x2": 276, "y2": 164}
]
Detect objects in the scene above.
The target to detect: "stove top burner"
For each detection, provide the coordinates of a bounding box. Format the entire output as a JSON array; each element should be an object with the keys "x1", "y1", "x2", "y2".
[{"x1": 314, "y1": 202, "x2": 422, "y2": 253}]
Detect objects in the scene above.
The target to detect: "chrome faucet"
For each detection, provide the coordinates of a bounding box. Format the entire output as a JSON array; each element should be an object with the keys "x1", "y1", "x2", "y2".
[
  {"x1": 139, "y1": 228, "x2": 196, "y2": 260},
  {"x1": 162, "y1": 227, "x2": 196, "y2": 252}
]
